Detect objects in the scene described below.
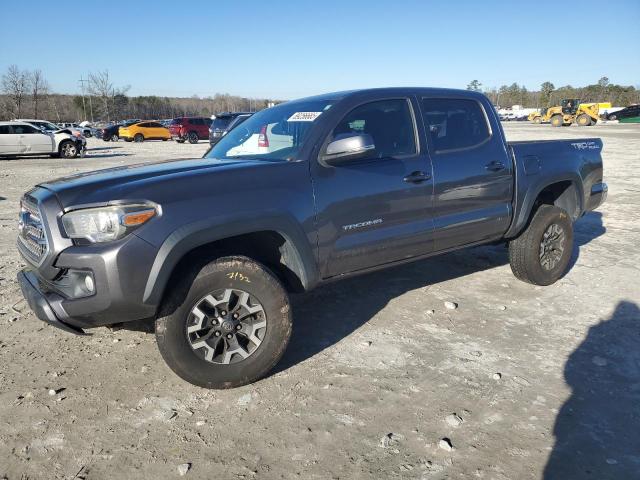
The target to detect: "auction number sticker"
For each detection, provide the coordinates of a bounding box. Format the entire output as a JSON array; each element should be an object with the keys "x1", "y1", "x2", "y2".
[{"x1": 287, "y1": 112, "x2": 322, "y2": 122}]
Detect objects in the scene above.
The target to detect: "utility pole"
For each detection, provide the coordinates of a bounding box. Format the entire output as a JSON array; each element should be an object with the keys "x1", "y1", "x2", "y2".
[
  {"x1": 78, "y1": 77, "x2": 87, "y2": 121},
  {"x1": 78, "y1": 76, "x2": 94, "y2": 122}
]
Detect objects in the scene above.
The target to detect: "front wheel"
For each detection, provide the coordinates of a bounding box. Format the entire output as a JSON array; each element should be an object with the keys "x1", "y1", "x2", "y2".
[
  {"x1": 550, "y1": 115, "x2": 563, "y2": 127},
  {"x1": 533, "y1": 117, "x2": 542, "y2": 124},
  {"x1": 111, "y1": 134, "x2": 119, "y2": 142},
  {"x1": 155, "y1": 256, "x2": 292, "y2": 388},
  {"x1": 188, "y1": 132, "x2": 199, "y2": 144},
  {"x1": 508, "y1": 205, "x2": 574, "y2": 286},
  {"x1": 577, "y1": 114, "x2": 591, "y2": 126},
  {"x1": 59, "y1": 140, "x2": 78, "y2": 158}
]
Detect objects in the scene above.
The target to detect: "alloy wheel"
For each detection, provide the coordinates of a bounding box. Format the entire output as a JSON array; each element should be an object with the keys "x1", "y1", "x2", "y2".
[{"x1": 539, "y1": 223, "x2": 566, "y2": 270}]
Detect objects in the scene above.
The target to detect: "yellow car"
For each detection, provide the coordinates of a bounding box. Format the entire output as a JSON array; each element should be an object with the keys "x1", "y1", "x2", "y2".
[{"x1": 119, "y1": 121, "x2": 171, "y2": 142}]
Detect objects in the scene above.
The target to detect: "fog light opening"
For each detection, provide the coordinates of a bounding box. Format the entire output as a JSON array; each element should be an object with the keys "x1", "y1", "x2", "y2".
[{"x1": 83, "y1": 274, "x2": 95, "y2": 294}]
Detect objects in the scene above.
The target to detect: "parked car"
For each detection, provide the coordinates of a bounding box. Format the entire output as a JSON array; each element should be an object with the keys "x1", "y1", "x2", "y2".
[
  {"x1": 57, "y1": 122, "x2": 94, "y2": 137},
  {"x1": 16, "y1": 87, "x2": 607, "y2": 389},
  {"x1": 209, "y1": 112, "x2": 252, "y2": 144},
  {"x1": 101, "y1": 120, "x2": 140, "y2": 142},
  {"x1": 0, "y1": 121, "x2": 85, "y2": 158},
  {"x1": 607, "y1": 104, "x2": 640, "y2": 122},
  {"x1": 169, "y1": 117, "x2": 213, "y2": 144},
  {"x1": 119, "y1": 121, "x2": 171, "y2": 142},
  {"x1": 209, "y1": 113, "x2": 252, "y2": 146}
]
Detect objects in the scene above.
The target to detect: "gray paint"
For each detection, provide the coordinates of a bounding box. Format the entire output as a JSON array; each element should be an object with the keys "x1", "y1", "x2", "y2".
[{"x1": 16, "y1": 87, "x2": 606, "y2": 332}]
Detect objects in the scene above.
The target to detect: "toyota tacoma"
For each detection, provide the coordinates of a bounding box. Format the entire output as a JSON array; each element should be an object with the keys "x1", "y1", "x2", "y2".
[{"x1": 16, "y1": 88, "x2": 607, "y2": 388}]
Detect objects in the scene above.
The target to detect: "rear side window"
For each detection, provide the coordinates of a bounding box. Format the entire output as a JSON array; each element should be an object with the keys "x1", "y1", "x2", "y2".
[
  {"x1": 170, "y1": 118, "x2": 183, "y2": 125},
  {"x1": 421, "y1": 98, "x2": 490, "y2": 152},
  {"x1": 0, "y1": 125, "x2": 12, "y2": 134},
  {"x1": 332, "y1": 99, "x2": 416, "y2": 159},
  {"x1": 13, "y1": 124, "x2": 39, "y2": 134}
]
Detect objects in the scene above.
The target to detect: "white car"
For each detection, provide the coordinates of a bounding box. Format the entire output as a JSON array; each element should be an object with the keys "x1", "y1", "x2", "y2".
[{"x1": 0, "y1": 121, "x2": 86, "y2": 158}]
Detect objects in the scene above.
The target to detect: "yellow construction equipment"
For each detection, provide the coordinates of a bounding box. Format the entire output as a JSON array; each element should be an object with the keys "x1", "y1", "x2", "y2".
[
  {"x1": 528, "y1": 108, "x2": 551, "y2": 124},
  {"x1": 549, "y1": 99, "x2": 600, "y2": 127}
]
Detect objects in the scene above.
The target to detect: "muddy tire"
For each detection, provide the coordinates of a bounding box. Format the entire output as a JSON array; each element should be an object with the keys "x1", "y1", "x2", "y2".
[
  {"x1": 577, "y1": 114, "x2": 591, "y2": 126},
  {"x1": 550, "y1": 115, "x2": 564, "y2": 127},
  {"x1": 155, "y1": 256, "x2": 292, "y2": 389},
  {"x1": 508, "y1": 205, "x2": 574, "y2": 286}
]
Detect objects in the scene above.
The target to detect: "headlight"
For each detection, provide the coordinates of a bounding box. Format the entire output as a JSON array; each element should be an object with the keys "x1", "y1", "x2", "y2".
[{"x1": 61, "y1": 203, "x2": 157, "y2": 243}]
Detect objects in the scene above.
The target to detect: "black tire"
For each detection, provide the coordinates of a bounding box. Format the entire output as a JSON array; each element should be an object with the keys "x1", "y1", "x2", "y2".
[
  {"x1": 533, "y1": 117, "x2": 542, "y2": 124},
  {"x1": 134, "y1": 133, "x2": 144, "y2": 143},
  {"x1": 188, "y1": 131, "x2": 199, "y2": 144},
  {"x1": 176, "y1": 139, "x2": 185, "y2": 144},
  {"x1": 59, "y1": 140, "x2": 78, "y2": 158},
  {"x1": 111, "y1": 134, "x2": 119, "y2": 142},
  {"x1": 550, "y1": 115, "x2": 563, "y2": 127},
  {"x1": 155, "y1": 256, "x2": 292, "y2": 389},
  {"x1": 577, "y1": 114, "x2": 591, "y2": 126},
  {"x1": 608, "y1": 114, "x2": 617, "y2": 121},
  {"x1": 125, "y1": 138, "x2": 133, "y2": 142},
  {"x1": 508, "y1": 205, "x2": 574, "y2": 286},
  {"x1": 162, "y1": 138, "x2": 168, "y2": 141}
]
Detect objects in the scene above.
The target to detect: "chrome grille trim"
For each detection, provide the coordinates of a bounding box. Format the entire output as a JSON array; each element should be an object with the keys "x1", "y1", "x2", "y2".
[{"x1": 17, "y1": 194, "x2": 49, "y2": 266}]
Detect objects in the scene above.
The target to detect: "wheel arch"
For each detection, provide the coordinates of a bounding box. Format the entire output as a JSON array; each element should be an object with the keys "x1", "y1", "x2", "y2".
[
  {"x1": 143, "y1": 221, "x2": 318, "y2": 308},
  {"x1": 509, "y1": 178, "x2": 583, "y2": 238}
]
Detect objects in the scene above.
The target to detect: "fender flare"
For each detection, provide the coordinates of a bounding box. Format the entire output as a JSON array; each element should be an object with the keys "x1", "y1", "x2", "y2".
[
  {"x1": 507, "y1": 174, "x2": 584, "y2": 238},
  {"x1": 141, "y1": 213, "x2": 318, "y2": 305}
]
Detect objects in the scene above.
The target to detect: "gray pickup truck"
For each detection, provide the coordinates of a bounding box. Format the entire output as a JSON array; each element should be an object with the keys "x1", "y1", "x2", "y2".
[{"x1": 17, "y1": 88, "x2": 607, "y2": 388}]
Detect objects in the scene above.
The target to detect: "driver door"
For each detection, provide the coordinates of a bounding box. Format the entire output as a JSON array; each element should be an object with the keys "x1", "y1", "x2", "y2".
[{"x1": 313, "y1": 97, "x2": 435, "y2": 278}]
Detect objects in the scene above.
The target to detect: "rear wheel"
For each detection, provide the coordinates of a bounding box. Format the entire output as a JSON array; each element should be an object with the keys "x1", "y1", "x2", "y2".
[
  {"x1": 550, "y1": 115, "x2": 563, "y2": 127},
  {"x1": 533, "y1": 117, "x2": 542, "y2": 124},
  {"x1": 155, "y1": 256, "x2": 292, "y2": 389},
  {"x1": 508, "y1": 205, "x2": 574, "y2": 286},
  {"x1": 176, "y1": 139, "x2": 185, "y2": 144},
  {"x1": 111, "y1": 134, "x2": 119, "y2": 142},
  {"x1": 577, "y1": 114, "x2": 591, "y2": 126},
  {"x1": 188, "y1": 131, "x2": 199, "y2": 144},
  {"x1": 134, "y1": 133, "x2": 144, "y2": 143}
]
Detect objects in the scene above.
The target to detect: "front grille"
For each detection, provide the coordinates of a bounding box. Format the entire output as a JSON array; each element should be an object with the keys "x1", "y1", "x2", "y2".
[{"x1": 17, "y1": 194, "x2": 49, "y2": 265}]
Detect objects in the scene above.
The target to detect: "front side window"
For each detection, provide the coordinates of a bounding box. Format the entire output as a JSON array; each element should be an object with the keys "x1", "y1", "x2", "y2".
[
  {"x1": 206, "y1": 99, "x2": 334, "y2": 162},
  {"x1": 331, "y1": 99, "x2": 416, "y2": 159},
  {"x1": 421, "y1": 98, "x2": 491, "y2": 152}
]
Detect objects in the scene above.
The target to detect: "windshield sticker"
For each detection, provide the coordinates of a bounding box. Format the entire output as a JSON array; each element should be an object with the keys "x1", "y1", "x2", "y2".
[{"x1": 287, "y1": 112, "x2": 322, "y2": 122}]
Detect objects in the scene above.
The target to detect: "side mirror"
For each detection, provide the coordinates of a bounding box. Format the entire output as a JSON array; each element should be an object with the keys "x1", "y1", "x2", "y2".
[{"x1": 322, "y1": 133, "x2": 375, "y2": 166}]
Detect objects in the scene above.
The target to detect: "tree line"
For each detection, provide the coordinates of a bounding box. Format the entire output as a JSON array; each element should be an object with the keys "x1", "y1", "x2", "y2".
[
  {"x1": 467, "y1": 77, "x2": 639, "y2": 109},
  {"x1": 0, "y1": 65, "x2": 278, "y2": 123}
]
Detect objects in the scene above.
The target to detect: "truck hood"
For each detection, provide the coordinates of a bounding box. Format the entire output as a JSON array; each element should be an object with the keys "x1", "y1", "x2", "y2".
[{"x1": 38, "y1": 157, "x2": 258, "y2": 207}]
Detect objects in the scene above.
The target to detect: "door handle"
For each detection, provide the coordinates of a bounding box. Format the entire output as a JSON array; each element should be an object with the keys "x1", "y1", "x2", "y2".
[
  {"x1": 485, "y1": 161, "x2": 506, "y2": 171},
  {"x1": 403, "y1": 171, "x2": 431, "y2": 184}
]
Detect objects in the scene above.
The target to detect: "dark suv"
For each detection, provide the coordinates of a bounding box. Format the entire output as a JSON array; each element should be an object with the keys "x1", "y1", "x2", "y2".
[
  {"x1": 169, "y1": 117, "x2": 213, "y2": 144},
  {"x1": 209, "y1": 112, "x2": 252, "y2": 145}
]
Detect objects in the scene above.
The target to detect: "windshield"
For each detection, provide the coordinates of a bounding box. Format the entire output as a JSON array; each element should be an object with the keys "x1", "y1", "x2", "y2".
[
  {"x1": 34, "y1": 121, "x2": 59, "y2": 131},
  {"x1": 206, "y1": 100, "x2": 333, "y2": 161}
]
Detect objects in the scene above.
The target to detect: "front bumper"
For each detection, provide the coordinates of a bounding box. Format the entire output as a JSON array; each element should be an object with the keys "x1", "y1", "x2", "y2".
[
  {"x1": 17, "y1": 234, "x2": 159, "y2": 333},
  {"x1": 18, "y1": 270, "x2": 86, "y2": 334},
  {"x1": 587, "y1": 182, "x2": 608, "y2": 211}
]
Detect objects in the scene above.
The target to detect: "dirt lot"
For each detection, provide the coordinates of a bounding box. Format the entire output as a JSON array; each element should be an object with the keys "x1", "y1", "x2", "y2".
[{"x1": 0, "y1": 123, "x2": 639, "y2": 480}]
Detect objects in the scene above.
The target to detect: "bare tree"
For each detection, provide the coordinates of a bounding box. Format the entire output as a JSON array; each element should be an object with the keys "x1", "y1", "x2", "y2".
[
  {"x1": 30, "y1": 69, "x2": 49, "y2": 118},
  {"x1": 87, "y1": 70, "x2": 114, "y2": 121},
  {"x1": 1, "y1": 65, "x2": 30, "y2": 118}
]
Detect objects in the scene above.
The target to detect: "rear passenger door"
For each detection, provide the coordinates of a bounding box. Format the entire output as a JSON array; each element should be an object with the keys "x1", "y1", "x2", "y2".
[
  {"x1": 419, "y1": 96, "x2": 513, "y2": 251},
  {"x1": 0, "y1": 125, "x2": 19, "y2": 154}
]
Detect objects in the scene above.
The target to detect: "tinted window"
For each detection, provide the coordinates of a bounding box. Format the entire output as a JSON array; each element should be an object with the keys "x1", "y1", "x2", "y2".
[
  {"x1": 170, "y1": 118, "x2": 183, "y2": 125},
  {"x1": 213, "y1": 117, "x2": 232, "y2": 130},
  {"x1": 0, "y1": 125, "x2": 12, "y2": 134},
  {"x1": 421, "y1": 98, "x2": 490, "y2": 152},
  {"x1": 147, "y1": 122, "x2": 161, "y2": 128},
  {"x1": 13, "y1": 124, "x2": 39, "y2": 134},
  {"x1": 192, "y1": 118, "x2": 204, "y2": 125},
  {"x1": 332, "y1": 99, "x2": 416, "y2": 159}
]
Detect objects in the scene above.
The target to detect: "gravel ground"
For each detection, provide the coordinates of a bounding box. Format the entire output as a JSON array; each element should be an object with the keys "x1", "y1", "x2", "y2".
[{"x1": 0, "y1": 123, "x2": 639, "y2": 479}]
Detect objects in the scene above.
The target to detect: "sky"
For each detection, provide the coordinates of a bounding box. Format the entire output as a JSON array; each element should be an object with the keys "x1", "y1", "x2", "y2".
[{"x1": 0, "y1": 0, "x2": 638, "y2": 100}]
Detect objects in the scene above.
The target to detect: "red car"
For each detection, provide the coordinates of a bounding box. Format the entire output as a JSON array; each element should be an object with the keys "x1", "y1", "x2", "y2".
[{"x1": 169, "y1": 117, "x2": 213, "y2": 144}]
